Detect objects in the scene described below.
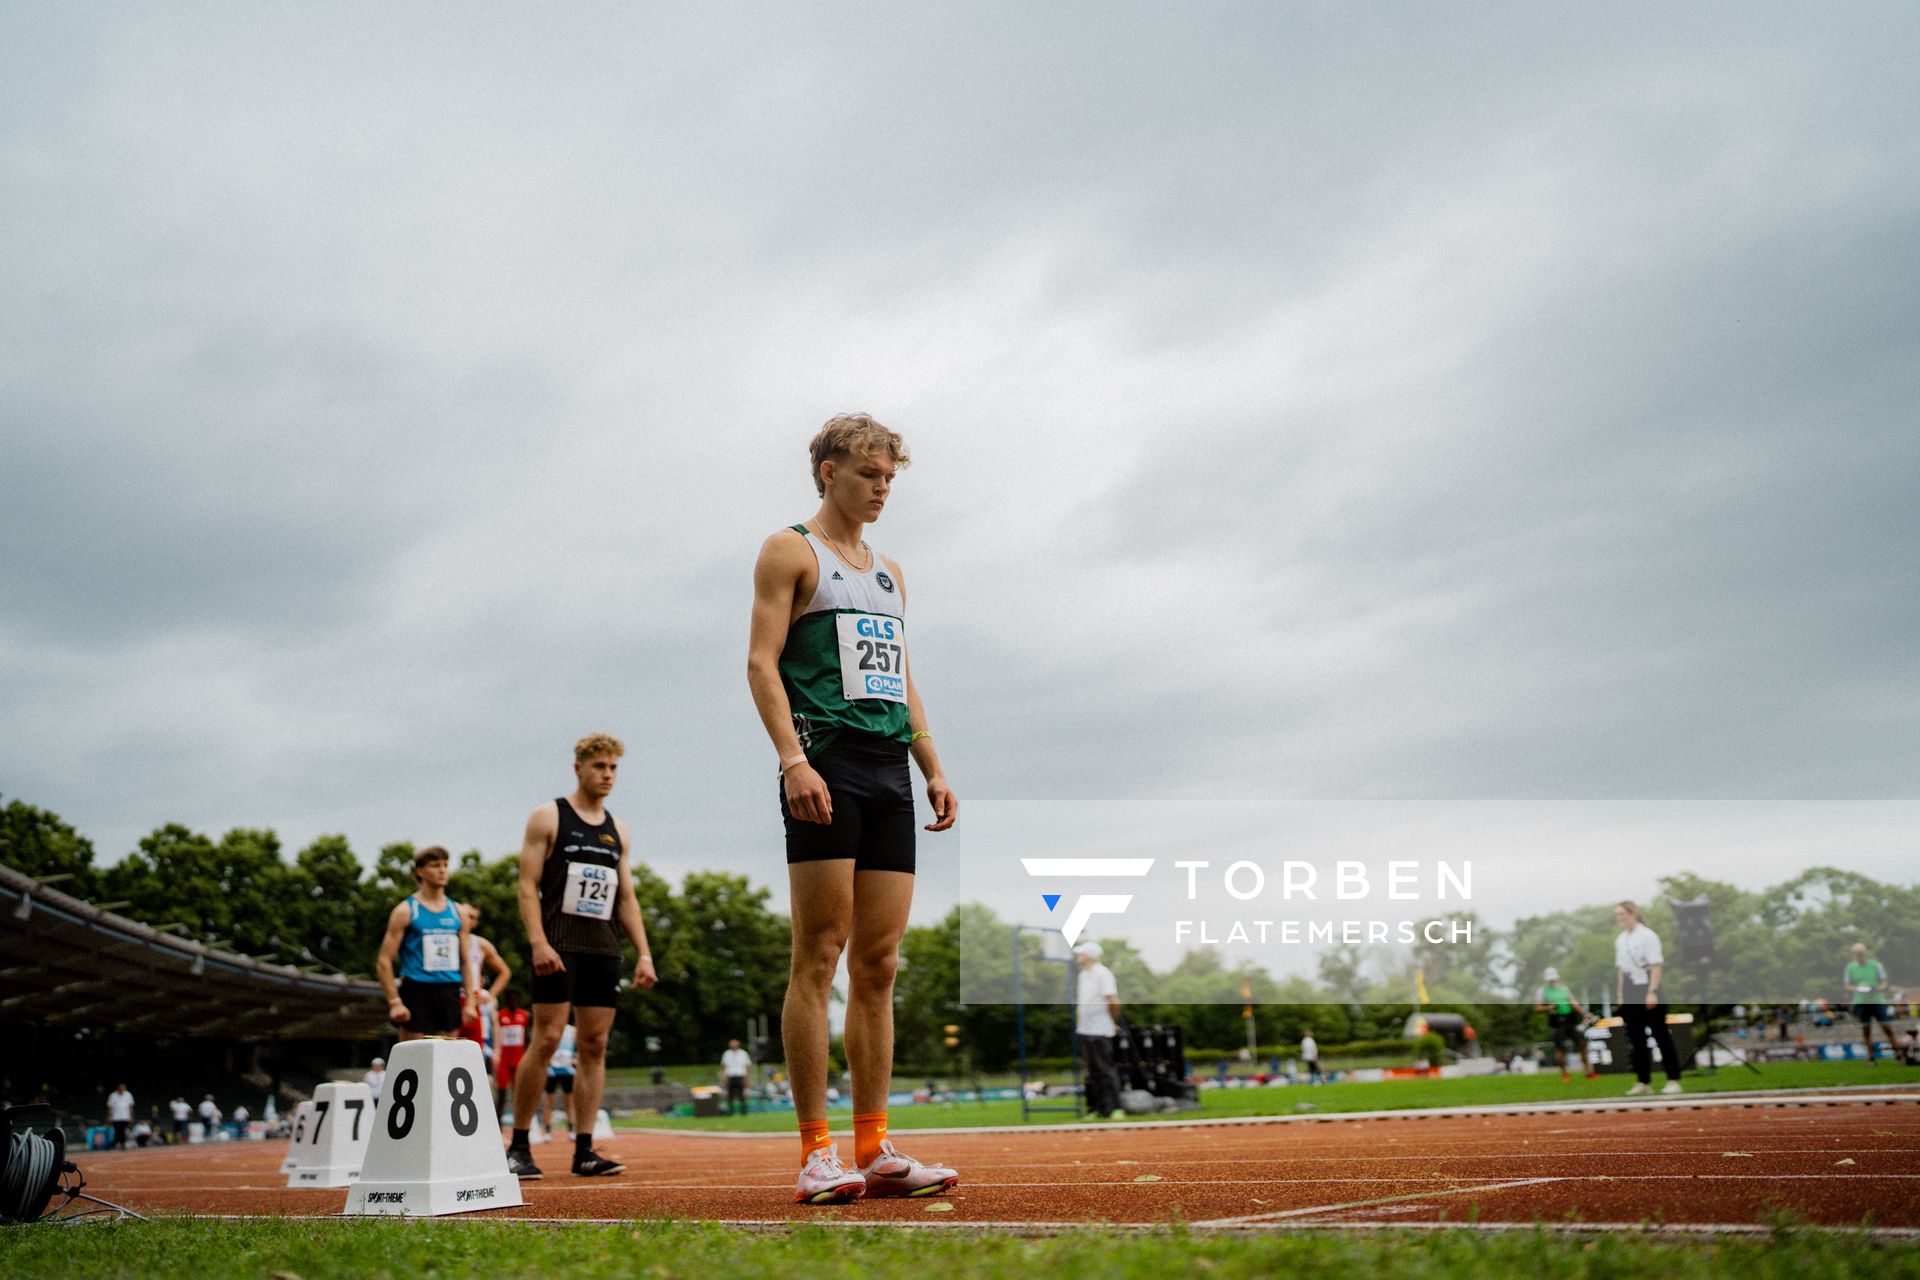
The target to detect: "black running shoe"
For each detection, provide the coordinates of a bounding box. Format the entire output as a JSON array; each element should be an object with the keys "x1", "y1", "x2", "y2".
[
  {"x1": 506, "y1": 1146, "x2": 543, "y2": 1180},
  {"x1": 572, "y1": 1150, "x2": 626, "y2": 1177}
]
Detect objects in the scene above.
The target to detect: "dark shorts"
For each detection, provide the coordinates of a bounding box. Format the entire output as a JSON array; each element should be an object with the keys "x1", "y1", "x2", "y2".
[
  {"x1": 1548, "y1": 1014, "x2": 1582, "y2": 1048},
  {"x1": 529, "y1": 950, "x2": 622, "y2": 1009},
  {"x1": 1854, "y1": 1002, "x2": 1892, "y2": 1025},
  {"x1": 781, "y1": 729, "x2": 916, "y2": 874},
  {"x1": 398, "y1": 978, "x2": 463, "y2": 1034},
  {"x1": 546, "y1": 1072, "x2": 575, "y2": 1094}
]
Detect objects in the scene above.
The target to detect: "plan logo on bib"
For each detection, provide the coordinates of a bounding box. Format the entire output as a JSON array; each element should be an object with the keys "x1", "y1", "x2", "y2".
[{"x1": 1022, "y1": 858, "x2": 1155, "y2": 944}]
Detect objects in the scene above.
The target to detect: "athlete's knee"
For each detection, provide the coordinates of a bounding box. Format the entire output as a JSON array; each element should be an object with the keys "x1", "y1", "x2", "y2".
[
  {"x1": 790, "y1": 932, "x2": 847, "y2": 988},
  {"x1": 527, "y1": 1027, "x2": 565, "y2": 1060},
  {"x1": 574, "y1": 1028, "x2": 610, "y2": 1062},
  {"x1": 847, "y1": 941, "x2": 899, "y2": 992}
]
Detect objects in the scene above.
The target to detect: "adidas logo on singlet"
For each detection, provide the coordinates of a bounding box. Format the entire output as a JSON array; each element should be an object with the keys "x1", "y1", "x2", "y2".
[{"x1": 831, "y1": 571, "x2": 844, "y2": 580}]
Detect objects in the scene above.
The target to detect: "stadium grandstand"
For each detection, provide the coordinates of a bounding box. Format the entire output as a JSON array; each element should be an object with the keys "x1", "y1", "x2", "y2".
[
  {"x1": 1, "y1": 862, "x2": 386, "y2": 1126},
  {"x1": 1, "y1": 862, "x2": 383, "y2": 1039}
]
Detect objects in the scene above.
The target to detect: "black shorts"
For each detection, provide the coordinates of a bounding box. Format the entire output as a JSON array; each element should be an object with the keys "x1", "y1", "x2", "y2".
[
  {"x1": 781, "y1": 729, "x2": 916, "y2": 874},
  {"x1": 545, "y1": 1073, "x2": 575, "y2": 1094},
  {"x1": 1548, "y1": 1014, "x2": 1582, "y2": 1048},
  {"x1": 398, "y1": 978, "x2": 463, "y2": 1034},
  {"x1": 1854, "y1": 1002, "x2": 1892, "y2": 1025},
  {"x1": 529, "y1": 950, "x2": 622, "y2": 1009}
]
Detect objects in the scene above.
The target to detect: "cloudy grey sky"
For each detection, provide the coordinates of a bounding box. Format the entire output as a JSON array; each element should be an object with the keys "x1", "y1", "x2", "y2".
[{"x1": 4, "y1": 4, "x2": 1916, "y2": 944}]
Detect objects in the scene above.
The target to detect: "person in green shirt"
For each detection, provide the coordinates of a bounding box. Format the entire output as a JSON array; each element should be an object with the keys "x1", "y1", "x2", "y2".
[
  {"x1": 1843, "y1": 943, "x2": 1899, "y2": 1063},
  {"x1": 1534, "y1": 966, "x2": 1593, "y2": 1081}
]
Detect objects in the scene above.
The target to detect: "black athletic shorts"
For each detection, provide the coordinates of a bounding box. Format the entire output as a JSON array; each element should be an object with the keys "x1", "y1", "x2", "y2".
[
  {"x1": 1548, "y1": 1014, "x2": 1582, "y2": 1048},
  {"x1": 545, "y1": 1072, "x2": 575, "y2": 1094},
  {"x1": 1854, "y1": 1002, "x2": 1892, "y2": 1025},
  {"x1": 398, "y1": 978, "x2": 463, "y2": 1034},
  {"x1": 529, "y1": 950, "x2": 621, "y2": 1009},
  {"x1": 781, "y1": 728, "x2": 916, "y2": 875}
]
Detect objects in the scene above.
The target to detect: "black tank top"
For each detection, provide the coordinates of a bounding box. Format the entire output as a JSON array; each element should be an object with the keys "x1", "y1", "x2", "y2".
[{"x1": 538, "y1": 797, "x2": 623, "y2": 956}]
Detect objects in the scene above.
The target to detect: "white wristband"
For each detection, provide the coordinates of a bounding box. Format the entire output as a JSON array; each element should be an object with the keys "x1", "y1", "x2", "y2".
[{"x1": 779, "y1": 752, "x2": 808, "y2": 773}]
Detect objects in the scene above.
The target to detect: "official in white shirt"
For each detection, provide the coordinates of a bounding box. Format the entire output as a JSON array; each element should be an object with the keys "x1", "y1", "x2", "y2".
[
  {"x1": 1614, "y1": 900, "x2": 1683, "y2": 1096},
  {"x1": 1074, "y1": 942, "x2": 1125, "y2": 1120},
  {"x1": 106, "y1": 1083, "x2": 134, "y2": 1150},
  {"x1": 721, "y1": 1039, "x2": 753, "y2": 1116}
]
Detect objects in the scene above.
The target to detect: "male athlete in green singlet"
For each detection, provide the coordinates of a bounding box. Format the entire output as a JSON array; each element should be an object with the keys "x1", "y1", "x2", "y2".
[{"x1": 747, "y1": 413, "x2": 960, "y2": 1205}]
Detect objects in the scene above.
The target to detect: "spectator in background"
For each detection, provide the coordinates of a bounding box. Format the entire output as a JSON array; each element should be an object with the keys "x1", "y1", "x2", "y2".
[
  {"x1": 1301, "y1": 1032, "x2": 1321, "y2": 1085},
  {"x1": 1534, "y1": 966, "x2": 1594, "y2": 1082},
  {"x1": 1074, "y1": 941, "x2": 1125, "y2": 1121},
  {"x1": 106, "y1": 1082, "x2": 134, "y2": 1150},
  {"x1": 457, "y1": 903, "x2": 514, "y2": 1070},
  {"x1": 492, "y1": 993, "x2": 531, "y2": 1121},
  {"x1": 363, "y1": 1057, "x2": 387, "y2": 1100},
  {"x1": 721, "y1": 1039, "x2": 753, "y2": 1116},
  {"x1": 1844, "y1": 942, "x2": 1900, "y2": 1064},
  {"x1": 543, "y1": 1022, "x2": 578, "y2": 1134},
  {"x1": 169, "y1": 1097, "x2": 191, "y2": 1144},
  {"x1": 198, "y1": 1094, "x2": 222, "y2": 1138}
]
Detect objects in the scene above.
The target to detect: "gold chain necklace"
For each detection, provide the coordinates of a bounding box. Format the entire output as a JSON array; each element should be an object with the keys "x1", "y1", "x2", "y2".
[{"x1": 810, "y1": 522, "x2": 872, "y2": 573}]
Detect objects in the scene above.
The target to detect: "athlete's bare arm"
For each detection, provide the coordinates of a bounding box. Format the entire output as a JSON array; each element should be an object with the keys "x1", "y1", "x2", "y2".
[
  {"x1": 887, "y1": 557, "x2": 957, "y2": 833},
  {"x1": 456, "y1": 914, "x2": 478, "y2": 1022},
  {"x1": 613, "y1": 818, "x2": 659, "y2": 990},
  {"x1": 748, "y1": 529, "x2": 832, "y2": 824},
  {"x1": 475, "y1": 936, "x2": 512, "y2": 1002},
  {"x1": 518, "y1": 802, "x2": 565, "y2": 977},
  {"x1": 376, "y1": 902, "x2": 413, "y2": 1024}
]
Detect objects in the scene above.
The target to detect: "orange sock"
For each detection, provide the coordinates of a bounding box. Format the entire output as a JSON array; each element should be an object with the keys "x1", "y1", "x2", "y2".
[
  {"x1": 799, "y1": 1119, "x2": 832, "y2": 1166},
  {"x1": 853, "y1": 1111, "x2": 888, "y2": 1168}
]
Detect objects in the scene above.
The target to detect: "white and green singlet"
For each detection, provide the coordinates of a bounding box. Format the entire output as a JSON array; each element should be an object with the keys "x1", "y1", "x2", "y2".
[{"x1": 778, "y1": 524, "x2": 912, "y2": 756}]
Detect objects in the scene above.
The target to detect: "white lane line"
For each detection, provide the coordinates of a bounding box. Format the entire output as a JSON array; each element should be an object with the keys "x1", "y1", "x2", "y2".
[
  {"x1": 1196, "y1": 1177, "x2": 1564, "y2": 1228},
  {"x1": 175, "y1": 1213, "x2": 1920, "y2": 1238},
  {"x1": 105, "y1": 1170, "x2": 1920, "y2": 1199}
]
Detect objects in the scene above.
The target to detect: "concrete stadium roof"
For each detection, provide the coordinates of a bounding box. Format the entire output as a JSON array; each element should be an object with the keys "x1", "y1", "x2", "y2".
[{"x1": 0, "y1": 862, "x2": 388, "y2": 1039}]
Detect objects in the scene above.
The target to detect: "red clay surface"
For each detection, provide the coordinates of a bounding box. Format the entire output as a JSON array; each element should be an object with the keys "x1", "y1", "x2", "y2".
[{"x1": 70, "y1": 1096, "x2": 1920, "y2": 1231}]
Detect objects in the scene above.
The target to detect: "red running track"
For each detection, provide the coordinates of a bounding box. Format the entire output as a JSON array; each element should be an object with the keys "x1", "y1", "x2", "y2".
[{"x1": 65, "y1": 1094, "x2": 1920, "y2": 1231}]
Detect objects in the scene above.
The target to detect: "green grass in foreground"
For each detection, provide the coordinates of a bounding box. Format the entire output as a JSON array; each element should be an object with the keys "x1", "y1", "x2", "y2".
[
  {"x1": 614, "y1": 1059, "x2": 1917, "y2": 1132},
  {"x1": 4, "y1": 1218, "x2": 1917, "y2": 1280}
]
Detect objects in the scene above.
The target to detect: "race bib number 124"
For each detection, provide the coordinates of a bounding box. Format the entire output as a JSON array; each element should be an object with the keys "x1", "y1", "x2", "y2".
[{"x1": 561, "y1": 862, "x2": 615, "y2": 919}]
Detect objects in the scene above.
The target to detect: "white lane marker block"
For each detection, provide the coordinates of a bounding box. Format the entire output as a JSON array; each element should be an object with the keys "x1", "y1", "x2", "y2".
[
  {"x1": 345, "y1": 1038, "x2": 523, "y2": 1216},
  {"x1": 593, "y1": 1109, "x2": 613, "y2": 1141},
  {"x1": 286, "y1": 1084, "x2": 374, "y2": 1188},
  {"x1": 279, "y1": 1100, "x2": 316, "y2": 1174}
]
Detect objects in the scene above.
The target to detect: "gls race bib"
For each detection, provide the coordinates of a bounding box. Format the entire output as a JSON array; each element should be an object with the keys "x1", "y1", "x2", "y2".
[
  {"x1": 836, "y1": 613, "x2": 906, "y2": 704},
  {"x1": 422, "y1": 932, "x2": 459, "y2": 972},
  {"x1": 561, "y1": 861, "x2": 615, "y2": 919}
]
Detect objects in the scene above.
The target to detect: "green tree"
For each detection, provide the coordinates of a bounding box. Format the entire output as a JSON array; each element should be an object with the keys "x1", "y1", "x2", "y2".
[
  {"x1": 0, "y1": 797, "x2": 103, "y2": 898},
  {"x1": 287, "y1": 834, "x2": 375, "y2": 973}
]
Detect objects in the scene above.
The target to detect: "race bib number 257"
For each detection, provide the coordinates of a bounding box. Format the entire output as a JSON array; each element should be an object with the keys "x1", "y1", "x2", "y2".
[{"x1": 836, "y1": 613, "x2": 906, "y2": 704}]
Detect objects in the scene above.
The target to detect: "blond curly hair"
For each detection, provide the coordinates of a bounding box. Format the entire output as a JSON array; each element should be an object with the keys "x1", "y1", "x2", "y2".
[
  {"x1": 574, "y1": 733, "x2": 626, "y2": 763},
  {"x1": 809, "y1": 413, "x2": 910, "y2": 496}
]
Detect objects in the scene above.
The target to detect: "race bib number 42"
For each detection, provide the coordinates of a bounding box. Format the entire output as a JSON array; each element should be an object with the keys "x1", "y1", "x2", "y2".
[
  {"x1": 422, "y1": 932, "x2": 459, "y2": 972},
  {"x1": 561, "y1": 861, "x2": 615, "y2": 919},
  {"x1": 837, "y1": 613, "x2": 906, "y2": 703}
]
